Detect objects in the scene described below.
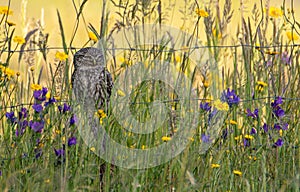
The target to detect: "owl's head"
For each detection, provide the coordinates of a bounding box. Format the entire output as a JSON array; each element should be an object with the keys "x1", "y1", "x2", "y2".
[{"x1": 73, "y1": 47, "x2": 105, "y2": 69}]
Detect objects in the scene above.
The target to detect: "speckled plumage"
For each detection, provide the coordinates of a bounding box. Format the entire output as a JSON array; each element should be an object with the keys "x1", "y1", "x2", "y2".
[{"x1": 71, "y1": 47, "x2": 113, "y2": 110}]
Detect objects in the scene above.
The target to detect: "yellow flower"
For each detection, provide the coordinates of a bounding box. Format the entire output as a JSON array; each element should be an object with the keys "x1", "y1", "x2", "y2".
[
  {"x1": 234, "y1": 135, "x2": 242, "y2": 141},
  {"x1": 96, "y1": 109, "x2": 107, "y2": 119},
  {"x1": 44, "y1": 179, "x2": 50, "y2": 183},
  {"x1": 31, "y1": 84, "x2": 42, "y2": 90},
  {"x1": 233, "y1": 170, "x2": 242, "y2": 176},
  {"x1": 88, "y1": 31, "x2": 98, "y2": 42},
  {"x1": 211, "y1": 163, "x2": 220, "y2": 168},
  {"x1": 55, "y1": 51, "x2": 68, "y2": 61},
  {"x1": 141, "y1": 145, "x2": 146, "y2": 150},
  {"x1": 13, "y1": 36, "x2": 26, "y2": 44},
  {"x1": 117, "y1": 89, "x2": 126, "y2": 97},
  {"x1": 195, "y1": 8, "x2": 209, "y2": 17},
  {"x1": 162, "y1": 136, "x2": 172, "y2": 142},
  {"x1": 212, "y1": 28, "x2": 222, "y2": 39},
  {"x1": 6, "y1": 20, "x2": 16, "y2": 26},
  {"x1": 213, "y1": 99, "x2": 229, "y2": 111},
  {"x1": 265, "y1": 50, "x2": 279, "y2": 55},
  {"x1": 286, "y1": 31, "x2": 299, "y2": 41},
  {"x1": 46, "y1": 91, "x2": 51, "y2": 99},
  {"x1": 256, "y1": 81, "x2": 267, "y2": 92},
  {"x1": 0, "y1": 66, "x2": 15, "y2": 77},
  {"x1": 269, "y1": 7, "x2": 283, "y2": 18},
  {"x1": 229, "y1": 120, "x2": 237, "y2": 125},
  {"x1": 90, "y1": 147, "x2": 96, "y2": 152},
  {"x1": 279, "y1": 129, "x2": 283, "y2": 136},
  {"x1": 244, "y1": 135, "x2": 254, "y2": 140},
  {"x1": 0, "y1": 6, "x2": 13, "y2": 15},
  {"x1": 30, "y1": 66, "x2": 35, "y2": 71}
]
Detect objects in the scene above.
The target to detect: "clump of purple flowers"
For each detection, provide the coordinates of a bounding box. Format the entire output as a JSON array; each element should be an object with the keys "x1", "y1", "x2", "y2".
[
  {"x1": 221, "y1": 88, "x2": 240, "y2": 107},
  {"x1": 271, "y1": 97, "x2": 285, "y2": 118}
]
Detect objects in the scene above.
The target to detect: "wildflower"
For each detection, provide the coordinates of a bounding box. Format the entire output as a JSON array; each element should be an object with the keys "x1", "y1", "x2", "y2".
[
  {"x1": 18, "y1": 107, "x2": 28, "y2": 119},
  {"x1": 6, "y1": 20, "x2": 16, "y2": 26},
  {"x1": 195, "y1": 8, "x2": 209, "y2": 17},
  {"x1": 70, "y1": 114, "x2": 77, "y2": 126},
  {"x1": 55, "y1": 51, "x2": 68, "y2": 61},
  {"x1": 58, "y1": 103, "x2": 71, "y2": 113},
  {"x1": 265, "y1": 50, "x2": 279, "y2": 55},
  {"x1": 201, "y1": 134, "x2": 211, "y2": 143},
  {"x1": 33, "y1": 87, "x2": 48, "y2": 101},
  {"x1": 221, "y1": 88, "x2": 240, "y2": 107},
  {"x1": 243, "y1": 139, "x2": 250, "y2": 147},
  {"x1": 162, "y1": 136, "x2": 172, "y2": 142},
  {"x1": 229, "y1": 120, "x2": 237, "y2": 125},
  {"x1": 0, "y1": 170, "x2": 2, "y2": 176},
  {"x1": 68, "y1": 137, "x2": 77, "y2": 146},
  {"x1": 5, "y1": 111, "x2": 16, "y2": 123},
  {"x1": 96, "y1": 109, "x2": 107, "y2": 119},
  {"x1": 233, "y1": 170, "x2": 242, "y2": 176},
  {"x1": 117, "y1": 89, "x2": 126, "y2": 97},
  {"x1": 286, "y1": 31, "x2": 299, "y2": 41},
  {"x1": 0, "y1": 66, "x2": 15, "y2": 78},
  {"x1": 269, "y1": 7, "x2": 283, "y2": 18},
  {"x1": 244, "y1": 135, "x2": 254, "y2": 140},
  {"x1": 44, "y1": 97, "x2": 57, "y2": 107},
  {"x1": 250, "y1": 127, "x2": 257, "y2": 135},
  {"x1": 13, "y1": 36, "x2": 25, "y2": 44},
  {"x1": 212, "y1": 28, "x2": 222, "y2": 40},
  {"x1": 273, "y1": 138, "x2": 283, "y2": 147},
  {"x1": 256, "y1": 81, "x2": 267, "y2": 92},
  {"x1": 273, "y1": 107, "x2": 285, "y2": 118},
  {"x1": 281, "y1": 52, "x2": 291, "y2": 65},
  {"x1": 213, "y1": 99, "x2": 229, "y2": 111},
  {"x1": 88, "y1": 31, "x2": 98, "y2": 42},
  {"x1": 54, "y1": 148, "x2": 65, "y2": 157},
  {"x1": 274, "y1": 122, "x2": 288, "y2": 130},
  {"x1": 0, "y1": 6, "x2": 13, "y2": 15},
  {"x1": 32, "y1": 104, "x2": 43, "y2": 113},
  {"x1": 200, "y1": 102, "x2": 211, "y2": 112},
  {"x1": 246, "y1": 108, "x2": 259, "y2": 119},
  {"x1": 211, "y1": 164, "x2": 220, "y2": 168},
  {"x1": 31, "y1": 84, "x2": 42, "y2": 91},
  {"x1": 271, "y1": 97, "x2": 283, "y2": 108},
  {"x1": 262, "y1": 123, "x2": 270, "y2": 133},
  {"x1": 29, "y1": 121, "x2": 44, "y2": 132},
  {"x1": 16, "y1": 120, "x2": 28, "y2": 136},
  {"x1": 90, "y1": 147, "x2": 96, "y2": 152}
]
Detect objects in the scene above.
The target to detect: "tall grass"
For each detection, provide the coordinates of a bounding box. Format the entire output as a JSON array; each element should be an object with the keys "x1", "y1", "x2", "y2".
[{"x1": 0, "y1": 0, "x2": 299, "y2": 191}]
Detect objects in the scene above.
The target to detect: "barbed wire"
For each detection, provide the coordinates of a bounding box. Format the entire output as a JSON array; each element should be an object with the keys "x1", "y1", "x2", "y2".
[
  {"x1": 1, "y1": 43, "x2": 300, "y2": 53},
  {"x1": 0, "y1": 96, "x2": 300, "y2": 111}
]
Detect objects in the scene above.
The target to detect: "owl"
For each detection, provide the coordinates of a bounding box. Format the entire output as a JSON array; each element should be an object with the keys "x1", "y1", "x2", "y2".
[{"x1": 71, "y1": 47, "x2": 113, "y2": 111}]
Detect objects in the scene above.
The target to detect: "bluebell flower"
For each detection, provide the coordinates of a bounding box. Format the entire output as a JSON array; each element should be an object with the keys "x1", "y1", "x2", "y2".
[
  {"x1": 221, "y1": 88, "x2": 240, "y2": 107},
  {"x1": 58, "y1": 103, "x2": 71, "y2": 113},
  {"x1": 18, "y1": 107, "x2": 28, "y2": 119},
  {"x1": 243, "y1": 138, "x2": 250, "y2": 147},
  {"x1": 32, "y1": 104, "x2": 43, "y2": 113},
  {"x1": 29, "y1": 121, "x2": 44, "y2": 132},
  {"x1": 201, "y1": 134, "x2": 211, "y2": 143},
  {"x1": 70, "y1": 114, "x2": 77, "y2": 126},
  {"x1": 5, "y1": 111, "x2": 16, "y2": 123},
  {"x1": 262, "y1": 123, "x2": 270, "y2": 133},
  {"x1": 68, "y1": 137, "x2": 77, "y2": 146},
  {"x1": 16, "y1": 120, "x2": 28, "y2": 136},
  {"x1": 200, "y1": 102, "x2": 211, "y2": 112},
  {"x1": 250, "y1": 127, "x2": 257, "y2": 135},
  {"x1": 273, "y1": 107, "x2": 285, "y2": 118},
  {"x1": 271, "y1": 97, "x2": 283, "y2": 108},
  {"x1": 274, "y1": 122, "x2": 288, "y2": 130},
  {"x1": 54, "y1": 148, "x2": 65, "y2": 157},
  {"x1": 44, "y1": 97, "x2": 57, "y2": 107},
  {"x1": 273, "y1": 138, "x2": 283, "y2": 147},
  {"x1": 33, "y1": 87, "x2": 48, "y2": 102},
  {"x1": 246, "y1": 108, "x2": 259, "y2": 119}
]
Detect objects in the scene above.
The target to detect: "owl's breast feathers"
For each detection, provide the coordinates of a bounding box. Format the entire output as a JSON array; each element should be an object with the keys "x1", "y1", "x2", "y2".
[{"x1": 72, "y1": 67, "x2": 113, "y2": 109}]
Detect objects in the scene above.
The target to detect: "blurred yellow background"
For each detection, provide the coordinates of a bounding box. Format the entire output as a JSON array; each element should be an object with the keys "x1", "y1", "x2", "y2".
[{"x1": 4, "y1": 0, "x2": 300, "y2": 47}]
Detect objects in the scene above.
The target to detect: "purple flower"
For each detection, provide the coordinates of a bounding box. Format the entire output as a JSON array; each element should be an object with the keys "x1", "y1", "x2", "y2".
[
  {"x1": 0, "y1": 170, "x2": 2, "y2": 176},
  {"x1": 262, "y1": 123, "x2": 270, "y2": 133},
  {"x1": 18, "y1": 107, "x2": 28, "y2": 119},
  {"x1": 250, "y1": 127, "x2": 257, "y2": 135},
  {"x1": 208, "y1": 109, "x2": 218, "y2": 125},
  {"x1": 33, "y1": 87, "x2": 48, "y2": 102},
  {"x1": 273, "y1": 138, "x2": 284, "y2": 147},
  {"x1": 5, "y1": 111, "x2": 16, "y2": 123},
  {"x1": 243, "y1": 139, "x2": 250, "y2": 147},
  {"x1": 32, "y1": 104, "x2": 43, "y2": 113},
  {"x1": 274, "y1": 122, "x2": 288, "y2": 130},
  {"x1": 271, "y1": 97, "x2": 283, "y2": 108},
  {"x1": 273, "y1": 107, "x2": 285, "y2": 118},
  {"x1": 246, "y1": 108, "x2": 259, "y2": 119},
  {"x1": 16, "y1": 120, "x2": 28, "y2": 136},
  {"x1": 58, "y1": 103, "x2": 71, "y2": 113},
  {"x1": 200, "y1": 102, "x2": 211, "y2": 112},
  {"x1": 44, "y1": 97, "x2": 57, "y2": 107},
  {"x1": 68, "y1": 137, "x2": 77, "y2": 146},
  {"x1": 221, "y1": 88, "x2": 240, "y2": 107},
  {"x1": 35, "y1": 148, "x2": 42, "y2": 159},
  {"x1": 29, "y1": 121, "x2": 44, "y2": 132},
  {"x1": 54, "y1": 148, "x2": 65, "y2": 157},
  {"x1": 281, "y1": 52, "x2": 291, "y2": 65},
  {"x1": 70, "y1": 114, "x2": 77, "y2": 126},
  {"x1": 201, "y1": 134, "x2": 211, "y2": 143}
]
